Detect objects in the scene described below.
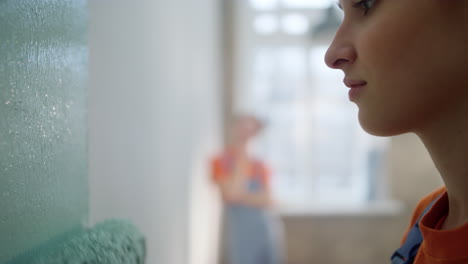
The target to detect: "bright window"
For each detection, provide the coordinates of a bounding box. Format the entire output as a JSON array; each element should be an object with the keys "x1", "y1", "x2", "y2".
[{"x1": 233, "y1": 0, "x2": 389, "y2": 210}]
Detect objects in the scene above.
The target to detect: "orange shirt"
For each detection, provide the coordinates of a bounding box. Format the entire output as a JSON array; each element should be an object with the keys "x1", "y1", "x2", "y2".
[
  {"x1": 210, "y1": 153, "x2": 270, "y2": 187},
  {"x1": 400, "y1": 186, "x2": 468, "y2": 263}
]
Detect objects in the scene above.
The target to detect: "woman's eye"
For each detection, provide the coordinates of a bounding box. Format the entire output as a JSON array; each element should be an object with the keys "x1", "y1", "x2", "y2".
[{"x1": 352, "y1": 0, "x2": 376, "y2": 15}]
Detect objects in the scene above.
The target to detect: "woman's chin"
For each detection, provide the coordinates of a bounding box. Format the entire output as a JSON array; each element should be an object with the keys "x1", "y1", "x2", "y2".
[{"x1": 358, "y1": 112, "x2": 411, "y2": 137}]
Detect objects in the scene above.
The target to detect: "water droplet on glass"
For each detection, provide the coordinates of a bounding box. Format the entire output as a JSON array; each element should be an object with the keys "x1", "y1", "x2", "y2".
[{"x1": 5, "y1": 101, "x2": 10, "y2": 105}]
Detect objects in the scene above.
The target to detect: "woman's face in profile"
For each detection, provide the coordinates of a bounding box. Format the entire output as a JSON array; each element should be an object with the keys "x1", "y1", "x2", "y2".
[{"x1": 325, "y1": 0, "x2": 468, "y2": 136}]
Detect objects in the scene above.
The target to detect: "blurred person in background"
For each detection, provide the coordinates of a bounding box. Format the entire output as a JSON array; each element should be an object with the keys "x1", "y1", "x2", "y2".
[
  {"x1": 325, "y1": 1, "x2": 468, "y2": 263},
  {"x1": 211, "y1": 114, "x2": 284, "y2": 264}
]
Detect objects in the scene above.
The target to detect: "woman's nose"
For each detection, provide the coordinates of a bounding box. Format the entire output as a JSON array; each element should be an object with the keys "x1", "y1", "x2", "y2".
[{"x1": 324, "y1": 29, "x2": 357, "y2": 70}]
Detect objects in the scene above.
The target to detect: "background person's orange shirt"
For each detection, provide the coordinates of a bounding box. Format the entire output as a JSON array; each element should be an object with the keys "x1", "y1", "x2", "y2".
[{"x1": 210, "y1": 153, "x2": 270, "y2": 187}]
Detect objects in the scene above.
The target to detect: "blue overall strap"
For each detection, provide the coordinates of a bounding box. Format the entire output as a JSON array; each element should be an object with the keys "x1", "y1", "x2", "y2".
[{"x1": 390, "y1": 195, "x2": 441, "y2": 264}]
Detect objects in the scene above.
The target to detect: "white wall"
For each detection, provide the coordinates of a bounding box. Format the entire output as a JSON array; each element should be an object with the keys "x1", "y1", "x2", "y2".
[{"x1": 88, "y1": 1, "x2": 222, "y2": 264}]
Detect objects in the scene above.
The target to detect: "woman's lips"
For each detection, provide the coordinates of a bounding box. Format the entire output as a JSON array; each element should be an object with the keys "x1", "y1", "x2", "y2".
[
  {"x1": 344, "y1": 79, "x2": 367, "y2": 88},
  {"x1": 344, "y1": 79, "x2": 367, "y2": 101}
]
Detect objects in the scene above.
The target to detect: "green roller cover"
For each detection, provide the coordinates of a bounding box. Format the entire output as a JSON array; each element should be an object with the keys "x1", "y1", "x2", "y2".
[{"x1": 6, "y1": 219, "x2": 146, "y2": 264}]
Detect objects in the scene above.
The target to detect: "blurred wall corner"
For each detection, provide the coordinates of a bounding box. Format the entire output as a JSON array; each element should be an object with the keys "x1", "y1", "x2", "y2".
[{"x1": 88, "y1": 0, "x2": 223, "y2": 264}]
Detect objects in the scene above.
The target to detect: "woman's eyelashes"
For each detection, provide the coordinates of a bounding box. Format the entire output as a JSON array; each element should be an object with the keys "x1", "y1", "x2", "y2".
[{"x1": 352, "y1": 0, "x2": 376, "y2": 15}]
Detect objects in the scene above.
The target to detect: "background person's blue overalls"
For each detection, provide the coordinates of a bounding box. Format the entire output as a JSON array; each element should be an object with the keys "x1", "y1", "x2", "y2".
[{"x1": 225, "y1": 174, "x2": 283, "y2": 264}]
